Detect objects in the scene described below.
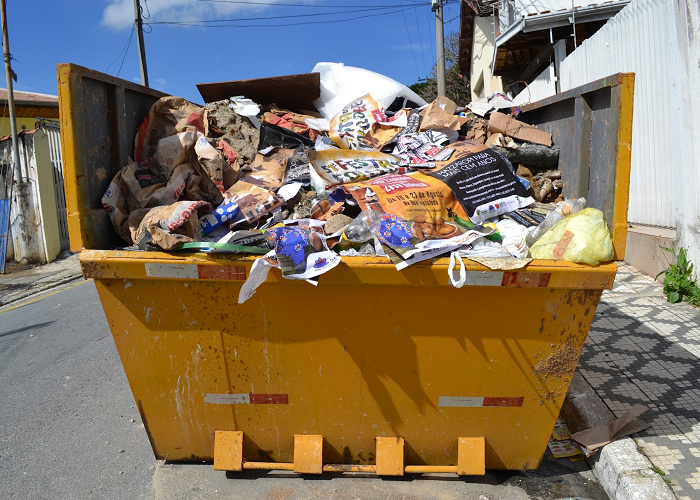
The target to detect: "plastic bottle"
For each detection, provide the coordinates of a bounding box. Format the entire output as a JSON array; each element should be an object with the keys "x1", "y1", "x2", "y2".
[
  {"x1": 343, "y1": 210, "x2": 382, "y2": 243},
  {"x1": 525, "y1": 197, "x2": 587, "y2": 247}
]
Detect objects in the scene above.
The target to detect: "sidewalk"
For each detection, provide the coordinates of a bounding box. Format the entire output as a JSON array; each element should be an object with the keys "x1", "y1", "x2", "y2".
[
  {"x1": 577, "y1": 262, "x2": 700, "y2": 499},
  {"x1": 0, "y1": 251, "x2": 83, "y2": 306}
]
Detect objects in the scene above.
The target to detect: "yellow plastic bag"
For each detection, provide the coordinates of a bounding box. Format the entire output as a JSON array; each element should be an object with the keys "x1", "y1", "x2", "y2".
[{"x1": 529, "y1": 208, "x2": 614, "y2": 265}]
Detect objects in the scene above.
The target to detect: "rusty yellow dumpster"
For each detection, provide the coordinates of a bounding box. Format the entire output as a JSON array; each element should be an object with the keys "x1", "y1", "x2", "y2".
[{"x1": 58, "y1": 64, "x2": 633, "y2": 475}]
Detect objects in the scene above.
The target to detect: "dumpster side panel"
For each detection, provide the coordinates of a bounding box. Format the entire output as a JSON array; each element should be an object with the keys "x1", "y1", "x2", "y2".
[
  {"x1": 88, "y1": 252, "x2": 612, "y2": 470},
  {"x1": 520, "y1": 73, "x2": 634, "y2": 261},
  {"x1": 57, "y1": 64, "x2": 166, "y2": 252}
]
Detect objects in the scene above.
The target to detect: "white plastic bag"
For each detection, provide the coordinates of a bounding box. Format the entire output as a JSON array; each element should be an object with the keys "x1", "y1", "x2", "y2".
[{"x1": 312, "y1": 62, "x2": 427, "y2": 120}]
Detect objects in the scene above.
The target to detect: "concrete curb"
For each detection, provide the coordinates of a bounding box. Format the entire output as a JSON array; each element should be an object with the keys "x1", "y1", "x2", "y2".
[
  {"x1": 0, "y1": 273, "x2": 85, "y2": 307},
  {"x1": 561, "y1": 372, "x2": 676, "y2": 500}
]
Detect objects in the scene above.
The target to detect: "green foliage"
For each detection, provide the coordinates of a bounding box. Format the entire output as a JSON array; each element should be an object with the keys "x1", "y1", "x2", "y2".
[
  {"x1": 409, "y1": 32, "x2": 471, "y2": 106},
  {"x1": 650, "y1": 467, "x2": 671, "y2": 484},
  {"x1": 656, "y1": 247, "x2": 700, "y2": 306}
]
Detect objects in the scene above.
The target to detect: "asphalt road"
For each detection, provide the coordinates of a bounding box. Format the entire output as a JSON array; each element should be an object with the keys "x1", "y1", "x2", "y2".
[{"x1": 0, "y1": 280, "x2": 609, "y2": 500}]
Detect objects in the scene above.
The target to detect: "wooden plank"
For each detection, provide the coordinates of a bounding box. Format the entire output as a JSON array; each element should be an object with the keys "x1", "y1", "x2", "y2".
[{"x1": 197, "y1": 73, "x2": 321, "y2": 111}]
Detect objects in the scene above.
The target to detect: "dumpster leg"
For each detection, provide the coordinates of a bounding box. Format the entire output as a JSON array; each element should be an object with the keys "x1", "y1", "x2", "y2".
[
  {"x1": 293, "y1": 435, "x2": 324, "y2": 474},
  {"x1": 375, "y1": 437, "x2": 404, "y2": 476},
  {"x1": 213, "y1": 430, "x2": 243, "y2": 471},
  {"x1": 457, "y1": 437, "x2": 485, "y2": 475}
]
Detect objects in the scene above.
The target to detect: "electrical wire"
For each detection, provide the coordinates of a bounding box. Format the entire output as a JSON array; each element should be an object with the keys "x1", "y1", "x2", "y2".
[
  {"x1": 147, "y1": 4, "x2": 427, "y2": 25},
  {"x1": 427, "y1": 4, "x2": 436, "y2": 73},
  {"x1": 411, "y1": 0, "x2": 429, "y2": 76},
  {"x1": 398, "y1": 0, "x2": 422, "y2": 80},
  {"x1": 116, "y1": 28, "x2": 135, "y2": 78},
  {"x1": 195, "y1": 0, "x2": 426, "y2": 7},
  {"x1": 106, "y1": 25, "x2": 136, "y2": 74},
  {"x1": 147, "y1": 5, "x2": 423, "y2": 28}
]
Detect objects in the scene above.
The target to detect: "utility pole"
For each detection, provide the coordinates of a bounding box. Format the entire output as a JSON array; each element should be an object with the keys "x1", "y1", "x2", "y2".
[
  {"x1": 0, "y1": 0, "x2": 22, "y2": 183},
  {"x1": 133, "y1": 0, "x2": 149, "y2": 87},
  {"x1": 432, "y1": 0, "x2": 446, "y2": 97}
]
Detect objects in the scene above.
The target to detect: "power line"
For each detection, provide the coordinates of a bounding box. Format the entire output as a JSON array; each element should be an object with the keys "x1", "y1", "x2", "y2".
[
  {"x1": 195, "y1": 0, "x2": 425, "y2": 7},
  {"x1": 147, "y1": 4, "x2": 428, "y2": 25},
  {"x1": 117, "y1": 27, "x2": 135, "y2": 78},
  {"x1": 411, "y1": 0, "x2": 429, "y2": 77},
  {"x1": 398, "y1": 0, "x2": 421, "y2": 80},
  {"x1": 427, "y1": 4, "x2": 436, "y2": 72},
  {"x1": 147, "y1": 5, "x2": 424, "y2": 28},
  {"x1": 106, "y1": 25, "x2": 136, "y2": 74}
]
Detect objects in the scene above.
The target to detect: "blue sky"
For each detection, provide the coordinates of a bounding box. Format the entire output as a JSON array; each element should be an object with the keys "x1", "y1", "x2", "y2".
[{"x1": 5, "y1": 0, "x2": 461, "y2": 104}]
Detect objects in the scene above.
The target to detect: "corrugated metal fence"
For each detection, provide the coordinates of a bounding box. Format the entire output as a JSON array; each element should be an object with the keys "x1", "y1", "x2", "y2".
[
  {"x1": 43, "y1": 123, "x2": 69, "y2": 242},
  {"x1": 559, "y1": 0, "x2": 679, "y2": 228}
]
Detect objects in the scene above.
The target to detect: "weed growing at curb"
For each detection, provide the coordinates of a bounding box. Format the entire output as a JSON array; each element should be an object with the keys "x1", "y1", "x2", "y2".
[
  {"x1": 651, "y1": 466, "x2": 672, "y2": 484},
  {"x1": 656, "y1": 247, "x2": 700, "y2": 306}
]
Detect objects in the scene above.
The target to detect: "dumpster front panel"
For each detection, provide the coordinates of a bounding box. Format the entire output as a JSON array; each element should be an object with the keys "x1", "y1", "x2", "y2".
[{"x1": 89, "y1": 252, "x2": 614, "y2": 470}]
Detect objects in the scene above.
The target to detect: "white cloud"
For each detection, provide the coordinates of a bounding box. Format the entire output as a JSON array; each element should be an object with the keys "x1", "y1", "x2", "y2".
[
  {"x1": 153, "y1": 78, "x2": 168, "y2": 90},
  {"x1": 101, "y1": 0, "x2": 319, "y2": 31}
]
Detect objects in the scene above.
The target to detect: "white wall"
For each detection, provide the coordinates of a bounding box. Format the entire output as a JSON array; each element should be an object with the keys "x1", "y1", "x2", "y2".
[
  {"x1": 0, "y1": 132, "x2": 61, "y2": 265},
  {"x1": 513, "y1": 63, "x2": 556, "y2": 105},
  {"x1": 559, "y1": 0, "x2": 680, "y2": 229},
  {"x1": 471, "y1": 16, "x2": 503, "y2": 101},
  {"x1": 672, "y1": 0, "x2": 700, "y2": 273}
]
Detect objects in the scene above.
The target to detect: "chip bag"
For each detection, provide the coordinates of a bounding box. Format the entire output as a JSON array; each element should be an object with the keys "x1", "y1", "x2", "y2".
[
  {"x1": 529, "y1": 208, "x2": 614, "y2": 265},
  {"x1": 344, "y1": 173, "x2": 494, "y2": 263},
  {"x1": 308, "y1": 149, "x2": 404, "y2": 193},
  {"x1": 329, "y1": 94, "x2": 384, "y2": 150}
]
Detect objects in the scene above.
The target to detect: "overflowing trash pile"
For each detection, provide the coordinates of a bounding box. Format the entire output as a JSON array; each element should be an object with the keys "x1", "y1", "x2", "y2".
[{"x1": 101, "y1": 63, "x2": 614, "y2": 300}]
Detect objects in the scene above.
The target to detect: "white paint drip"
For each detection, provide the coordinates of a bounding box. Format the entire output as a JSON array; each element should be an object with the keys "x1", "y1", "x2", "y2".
[{"x1": 144, "y1": 307, "x2": 152, "y2": 322}]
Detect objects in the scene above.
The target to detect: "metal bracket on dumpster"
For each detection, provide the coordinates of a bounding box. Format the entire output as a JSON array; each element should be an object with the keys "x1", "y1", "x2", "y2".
[{"x1": 214, "y1": 431, "x2": 485, "y2": 476}]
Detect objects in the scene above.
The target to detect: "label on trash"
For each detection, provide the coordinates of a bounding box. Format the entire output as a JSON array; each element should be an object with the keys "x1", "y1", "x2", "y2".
[
  {"x1": 552, "y1": 230, "x2": 575, "y2": 259},
  {"x1": 438, "y1": 396, "x2": 524, "y2": 408},
  {"x1": 427, "y1": 142, "x2": 534, "y2": 223},
  {"x1": 204, "y1": 393, "x2": 289, "y2": 405}
]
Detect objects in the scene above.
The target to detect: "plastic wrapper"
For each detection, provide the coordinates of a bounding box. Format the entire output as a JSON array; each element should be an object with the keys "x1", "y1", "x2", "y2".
[
  {"x1": 308, "y1": 149, "x2": 404, "y2": 192},
  {"x1": 529, "y1": 208, "x2": 614, "y2": 265},
  {"x1": 312, "y1": 62, "x2": 427, "y2": 121},
  {"x1": 344, "y1": 173, "x2": 494, "y2": 264},
  {"x1": 128, "y1": 200, "x2": 211, "y2": 250},
  {"x1": 265, "y1": 223, "x2": 341, "y2": 280},
  {"x1": 525, "y1": 197, "x2": 587, "y2": 246},
  {"x1": 329, "y1": 94, "x2": 383, "y2": 150},
  {"x1": 239, "y1": 148, "x2": 293, "y2": 190},
  {"x1": 223, "y1": 181, "x2": 283, "y2": 223},
  {"x1": 200, "y1": 201, "x2": 240, "y2": 235}
]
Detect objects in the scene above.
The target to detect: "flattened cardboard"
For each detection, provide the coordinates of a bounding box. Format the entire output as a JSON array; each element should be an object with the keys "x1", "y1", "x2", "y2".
[
  {"x1": 197, "y1": 73, "x2": 321, "y2": 111},
  {"x1": 488, "y1": 111, "x2": 552, "y2": 147},
  {"x1": 571, "y1": 404, "x2": 651, "y2": 451}
]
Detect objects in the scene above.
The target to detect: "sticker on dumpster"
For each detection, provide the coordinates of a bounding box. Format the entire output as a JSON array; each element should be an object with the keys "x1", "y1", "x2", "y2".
[
  {"x1": 145, "y1": 263, "x2": 199, "y2": 279},
  {"x1": 144, "y1": 263, "x2": 247, "y2": 281},
  {"x1": 457, "y1": 271, "x2": 551, "y2": 288},
  {"x1": 438, "y1": 396, "x2": 524, "y2": 408},
  {"x1": 205, "y1": 393, "x2": 289, "y2": 405},
  {"x1": 197, "y1": 265, "x2": 247, "y2": 281}
]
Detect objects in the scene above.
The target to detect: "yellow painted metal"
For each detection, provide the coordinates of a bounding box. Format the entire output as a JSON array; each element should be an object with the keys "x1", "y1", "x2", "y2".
[
  {"x1": 323, "y1": 464, "x2": 376, "y2": 473},
  {"x1": 405, "y1": 465, "x2": 459, "y2": 474},
  {"x1": 213, "y1": 431, "x2": 243, "y2": 471},
  {"x1": 85, "y1": 248, "x2": 615, "y2": 470},
  {"x1": 294, "y1": 435, "x2": 324, "y2": 474},
  {"x1": 56, "y1": 64, "x2": 82, "y2": 253},
  {"x1": 611, "y1": 73, "x2": 635, "y2": 261},
  {"x1": 458, "y1": 437, "x2": 486, "y2": 475},
  {"x1": 375, "y1": 437, "x2": 404, "y2": 476},
  {"x1": 242, "y1": 462, "x2": 294, "y2": 471},
  {"x1": 58, "y1": 65, "x2": 632, "y2": 474}
]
